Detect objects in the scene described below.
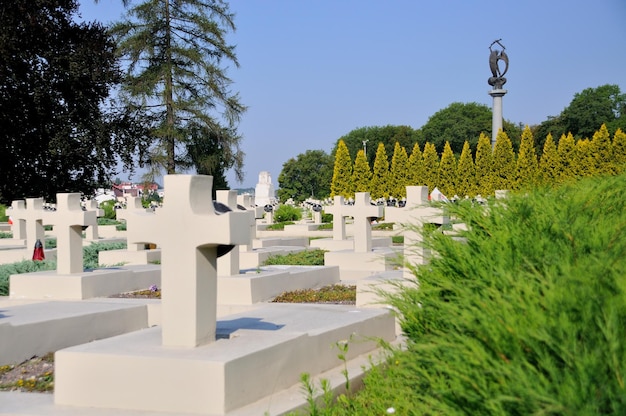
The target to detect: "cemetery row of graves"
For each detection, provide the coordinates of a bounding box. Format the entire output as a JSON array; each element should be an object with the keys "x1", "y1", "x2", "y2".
[{"x1": 330, "y1": 124, "x2": 626, "y2": 201}]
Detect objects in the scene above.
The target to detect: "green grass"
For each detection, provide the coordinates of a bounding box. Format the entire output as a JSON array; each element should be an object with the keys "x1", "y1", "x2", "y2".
[
  {"x1": 272, "y1": 285, "x2": 355, "y2": 304},
  {"x1": 265, "y1": 221, "x2": 294, "y2": 231}
]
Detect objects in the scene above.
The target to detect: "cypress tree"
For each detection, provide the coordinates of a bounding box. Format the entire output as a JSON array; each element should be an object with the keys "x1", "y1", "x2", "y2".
[
  {"x1": 538, "y1": 133, "x2": 559, "y2": 186},
  {"x1": 613, "y1": 128, "x2": 626, "y2": 174},
  {"x1": 437, "y1": 141, "x2": 457, "y2": 197},
  {"x1": 492, "y1": 130, "x2": 516, "y2": 191},
  {"x1": 557, "y1": 133, "x2": 577, "y2": 184},
  {"x1": 331, "y1": 139, "x2": 353, "y2": 197},
  {"x1": 389, "y1": 142, "x2": 409, "y2": 198},
  {"x1": 475, "y1": 133, "x2": 494, "y2": 197},
  {"x1": 407, "y1": 143, "x2": 424, "y2": 186},
  {"x1": 352, "y1": 149, "x2": 372, "y2": 194},
  {"x1": 514, "y1": 125, "x2": 538, "y2": 190},
  {"x1": 422, "y1": 142, "x2": 440, "y2": 193},
  {"x1": 574, "y1": 138, "x2": 595, "y2": 178},
  {"x1": 456, "y1": 141, "x2": 477, "y2": 197},
  {"x1": 370, "y1": 142, "x2": 390, "y2": 199},
  {"x1": 590, "y1": 124, "x2": 614, "y2": 175}
]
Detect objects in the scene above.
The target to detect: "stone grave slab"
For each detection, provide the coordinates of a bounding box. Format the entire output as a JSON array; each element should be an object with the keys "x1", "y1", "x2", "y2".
[{"x1": 55, "y1": 303, "x2": 395, "y2": 415}]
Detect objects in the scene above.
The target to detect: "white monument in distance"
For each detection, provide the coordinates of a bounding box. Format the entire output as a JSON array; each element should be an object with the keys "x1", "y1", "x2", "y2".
[{"x1": 254, "y1": 170, "x2": 277, "y2": 207}]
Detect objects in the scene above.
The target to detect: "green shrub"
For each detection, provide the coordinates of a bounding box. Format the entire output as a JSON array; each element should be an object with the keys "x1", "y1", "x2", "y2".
[
  {"x1": 273, "y1": 205, "x2": 302, "y2": 223},
  {"x1": 265, "y1": 221, "x2": 294, "y2": 231},
  {"x1": 0, "y1": 204, "x2": 7, "y2": 222},
  {"x1": 262, "y1": 249, "x2": 326, "y2": 266},
  {"x1": 316, "y1": 222, "x2": 333, "y2": 230},
  {"x1": 321, "y1": 212, "x2": 333, "y2": 223},
  {"x1": 355, "y1": 173, "x2": 626, "y2": 415},
  {"x1": 97, "y1": 218, "x2": 122, "y2": 226},
  {"x1": 0, "y1": 232, "x2": 12, "y2": 239},
  {"x1": 372, "y1": 222, "x2": 394, "y2": 230},
  {"x1": 0, "y1": 260, "x2": 56, "y2": 296},
  {"x1": 83, "y1": 241, "x2": 127, "y2": 269},
  {"x1": 100, "y1": 200, "x2": 118, "y2": 219}
]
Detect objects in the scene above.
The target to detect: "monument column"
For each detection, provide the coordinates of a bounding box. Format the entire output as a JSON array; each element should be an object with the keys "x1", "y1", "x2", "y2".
[{"x1": 487, "y1": 39, "x2": 509, "y2": 148}]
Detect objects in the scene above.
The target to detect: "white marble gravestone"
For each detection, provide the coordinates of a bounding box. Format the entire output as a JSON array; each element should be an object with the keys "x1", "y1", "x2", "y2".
[
  {"x1": 124, "y1": 175, "x2": 249, "y2": 347},
  {"x1": 10, "y1": 198, "x2": 45, "y2": 251},
  {"x1": 254, "y1": 170, "x2": 276, "y2": 207}
]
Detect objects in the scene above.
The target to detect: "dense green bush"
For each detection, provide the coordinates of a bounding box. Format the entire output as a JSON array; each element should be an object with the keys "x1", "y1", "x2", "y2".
[
  {"x1": 273, "y1": 205, "x2": 302, "y2": 223},
  {"x1": 329, "y1": 173, "x2": 626, "y2": 415},
  {"x1": 262, "y1": 249, "x2": 326, "y2": 266},
  {"x1": 100, "y1": 200, "x2": 118, "y2": 219}
]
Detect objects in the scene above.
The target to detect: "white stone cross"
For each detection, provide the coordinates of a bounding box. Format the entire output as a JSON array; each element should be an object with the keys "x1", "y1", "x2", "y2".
[
  {"x1": 385, "y1": 186, "x2": 448, "y2": 275},
  {"x1": 46, "y1": 193, "x2": 97, "y2": 274},
  {"x1": 216, "y1": 190, "x2": 241, "y2": 276},
  {"x1": 325, "y1": 196, "x2": 349, "y2": 241},
  {"x1": 116, "y1": 196, "x2": 152, "y2": 251},
  {"x1": 83, "y1": 199, "x2": 104, "y2": 241},
  {"x1": 344, "y1": 192, "x2": 384, "y2": 253},
  {"x1": 125, "y1": 175, "x2": 249, "y2": 348},
  {"x1": 10, "y1": 198, "x2": 46, "y2": 251}
]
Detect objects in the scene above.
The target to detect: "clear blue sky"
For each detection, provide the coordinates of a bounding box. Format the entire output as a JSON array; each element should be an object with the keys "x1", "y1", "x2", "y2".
[{"x1": 79, "y1": 0, "x2": 626, "y2": 188}]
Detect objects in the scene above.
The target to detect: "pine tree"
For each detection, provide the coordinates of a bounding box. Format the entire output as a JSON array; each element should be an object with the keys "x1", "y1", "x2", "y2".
[
  {"x1": 389, "y1": 142, "x2": 409, "y2": 198},
  {"x1": 456, "y1": 141, "x2": 477, "y2": 197},
  {"x1": 475, "y1": 133, "x2": 494, "y2": 197},
  {"x1": 352, "y1": 149, "x2": 372, "y2": 194},
  {"x1": 422, "y1": 142, "x2": 440, "y2": 193},
  {"x1": 538, "y1": 133, "x2": 560, "y2": 186},
  {"x1": 370, "y1": 142, "x2": 390, "y2": 199},
  {"x1": 437, "y1": 141, "x2": 457, "y2": 197},
  {"x1": 557, "y1": 133, "x2": 576, "y2": 184},
  {"x1": 590, "y1": 124, "x2": 614, "y2": 175},
  {"x1": 492, "y1": 130, "x2": 516, "y2": 191},
  {"x1": 573, "y1": 138, "x2": 595, "y2": 178},
  {"x1": 110, "y1": 0, "x2": 245, "y2": 178},
  {"x1": 613, "y1": 128, "x2": 626, "y2": 174},
  {"x1": 514, "y1": 125, "x2": 538, "y2": 190},
  {"x1": 406, "y1": 143, "x2": 423, "y2": 186},
  {"x1": 331, "y1": 139, "x2": 353, "y2": 197}
]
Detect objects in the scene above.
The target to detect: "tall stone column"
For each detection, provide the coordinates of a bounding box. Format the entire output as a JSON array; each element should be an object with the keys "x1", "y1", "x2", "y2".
[
  {"x1": 487, "y1": 39, "x2": 509, "y2": 148},
  {"x1": 489, "y1": 88, "x2": 507, "y2": 147}
]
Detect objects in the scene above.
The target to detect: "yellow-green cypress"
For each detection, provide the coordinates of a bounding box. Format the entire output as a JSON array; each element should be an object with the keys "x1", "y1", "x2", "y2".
[
  {"x1": 538, "y1": 133, "x2": 559, "y2": 187},
  {"x1": 475, "y1": 133, "x2": 494, "y2": 196},
  {"x1": 613, "y1": 128, "x2": 626, "y2": 174},
  {"x1": 422, "y1": 142, "x2": 439, "y2": 193},
  {"x1": 514, "y1": 125, "x2": 538, "y2": 190},
  {"x1": 331, "y1": 139, "x2": 353, "y2": 197},
  {"x1": 389, "y1": 142, "x2": 409, "y2": 198},
  {"x1": 456, "y1": 140, "x2": 476, "y2": 197},
  {"x1": 407, "y1": 143, "x2": 423, "y2": 186},
  {"x1": 370, "y1": 142, "x2": 390, "y2": 199},
  {"x1": 557, "y1": 133, "x2": 576, "y2": 184},
  {"x1": 437, "y1": 141, "x2": 457, "y2": 197},
  {"x1": 590, "y1": 124, "x2": 614, "y2": 175},
  {"x1": 352, "y1": 149, "x2": 372, "y2": 194},
  {"x1": 574, "y1": 138, "x2": 595, "y2": 178},
  {"x1": 492, "y1": 130, "x2": 516, "y2": 191}
]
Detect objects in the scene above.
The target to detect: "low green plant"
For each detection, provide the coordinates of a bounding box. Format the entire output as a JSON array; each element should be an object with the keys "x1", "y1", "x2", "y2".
[
  {"x1": 274, "y1": 205, "x2": 302, "y2": 223},
  {"x1": 391, "y1": 235, "x2": 403, "y2": 244},
  {"x1": 97, "y1": 218, "x2": 122, "y2": 226},
  {"x1": 0, "y1": 260, "x2": 56, "y2": 296},
  {"x1": 321, "y1": 212, "x2": 333, "y2": 223},
  {"x1": 272, "y1": 285, "x2": 355, "y2": 304},
  {"x1": 316, "y1": 222, "x2": 333, "y2": 230},
  {"x1": 265, "y1": 221, "x2": 294, "y2": 231},
  {"x1": 371, "y1": 222, "x2": 394, "y2": 230},
  {"x1": 0, "y1": 204, "x2": 7, "y2": 222},
  {"x1": 99, "y1": 200, "x2": 118, "y2": 219},
  {"x1": 262, "y1": 249, "x2": 326, "y2": 266},
  {"x1": 82, "y1": 241, "x2": 127, "y2": 269},
  {"x1": 0, "y1": 232, "x2": 12, "y2": 239},
  {"x1": 115, "y1": 222, "x2": 127, "y2": 231}
]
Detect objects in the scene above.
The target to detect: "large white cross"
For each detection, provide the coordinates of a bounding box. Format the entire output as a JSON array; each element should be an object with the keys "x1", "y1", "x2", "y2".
[
  {"x1": 325, "y1": 196, "x2": 349, "y2": 241},
  {"x1": 125, "y1": 175, "x2": 249, "y2": 348}
]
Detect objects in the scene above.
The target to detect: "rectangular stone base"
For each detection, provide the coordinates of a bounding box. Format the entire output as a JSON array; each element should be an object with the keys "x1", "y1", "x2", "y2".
[
  {"x1": 324, "y1": 248, "x2": 402, "y2": 280},
  {"x1": 239, "y1": 246, "x2": 306, "y2": 270},
  {"x1": 9, "y1": 265, "x2": 160, "y2": 300},
  {"x1": 310, "y1": 237, "x2": 392, "y2": 251},
  {"x1": 54, "y1": 304, "x2": 396, "y2": 415},
  {"x1": 218, "y1": 265, "x2": 340, "y2": 304},
  {"x1": 98, "y1": 248, "x2": 162, "y2": 266}
]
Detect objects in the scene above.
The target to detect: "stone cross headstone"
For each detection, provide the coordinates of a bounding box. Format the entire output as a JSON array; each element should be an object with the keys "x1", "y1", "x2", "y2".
[
  {"x1": 263, "y1": 204, "x2": 274, "y2": 224},
  {"x1": 325, "y1": 196, "x2": 349, "y2": 241},
  {"x1": 116, "y1": 196, "x2": 151, "y2": 251},
  {"x1": 84, "y1": 199, "x2": 104, "y2": 241},
  {"x1": 345, "y1": 193, "x2": 383, "y2": 253},
  {"x1": 216, "y1": 190, "x2": 241, "y2": 276},
  {"x1": 385, "y1": 186, "x2": 448, "y2": 274},
  {"x1": 125, "y1": 175, "x2": 248, "y2": 347},
  {"x1": 10, "y1": 198, "x2": 46, "y2": 251},
  {"x1": 46, "y1": 193, "x2": 97, "y2": 274}
]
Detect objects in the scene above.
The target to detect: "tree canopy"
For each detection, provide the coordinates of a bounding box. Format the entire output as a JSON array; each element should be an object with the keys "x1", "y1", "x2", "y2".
[
  {"x1": 110, "y1": 0, "x2": 246, "y2": 184},
  {"x1": 0, "y1": 0, "x2": 149, "y2": 204},
  {"x1": 277, "y1": 149, "x2": 333, "y2": 202}
]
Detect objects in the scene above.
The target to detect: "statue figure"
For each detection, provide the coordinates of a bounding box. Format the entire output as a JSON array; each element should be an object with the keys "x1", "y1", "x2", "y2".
[{"x1": 488, "y1": 39, "x2": 508, "y2": 89}]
